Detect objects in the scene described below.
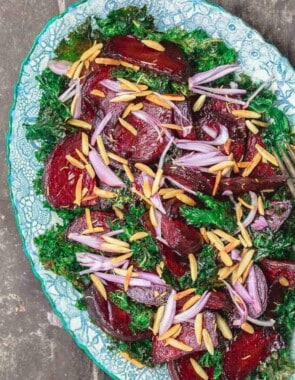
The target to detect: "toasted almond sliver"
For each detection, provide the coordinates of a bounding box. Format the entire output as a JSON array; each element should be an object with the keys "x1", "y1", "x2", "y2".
[
  {"x1": 149, "y1": 206, "x2": 158, "y2": 227},
  {"x1": 161, "y1": 123, "x2": 182, "y2": 131},
  {"x1": 232, "y1": 110, "x2": 261, "y2": 119},
  {"x1": 207, "y1": 231, "x2": 224, "y2": 251},
  {"x1": 212, "y1": 170, "x2": 222, "y2": 197},
  {"x1": 118, "y1": 77, "x2": 141, "y2": 92},
  {"x1": 89, "y1": 49, "x2": 102, "y2": 63},
  {"x1": 193, "y1": 95, "x2": 207, "y2": 112},
  {"x1": 152, "y1": 305, "x2": 165, "y2": 335},
  {"x1": 119, "y1": 60, "x2": 140, "y2": 71},
  {"x1": 81, "y1": 187, "x2": 88, "y2": 198},
  {"x1": 208, "y1": 161, "x2": 235, "y2": 173},
  {"x1": 124, "y1": 265, "x2": 134, "y2": 291},
  {"x1": 162, "y1": 94, "x2": 185, "y2": 101},
  {"x1": 107, "y1": 152, "x2": 128, "y2": 165},
  {"x1": 71, "y1": 94, "x2": 78, "y2": 116},
  {"x1": 141, "y1": 39, "x2": 165, "y2": 51},
  {"x1": 102, "y1": 236, "x2": 130, "y2": 248},
  {"x1": 237, "y1": 197, "x2": 254, "y2": 210},
  {"x1": 242, "y1": 153, "x2": 262, "y2": 177},
  {"x1": 246, "y1": 120, "x2": 259, "y2": 134},
  {"x1": 238, "y1": 222, "x2": 253, "y2": 247},
  {"x1": 152, "y1": 168, "x2": 163, "y2": 195},
  {"x1": 237, "y1": 249, "x2": 255, "y2": 279},
  {"x1": 65, "y1": 155, "x2": 85, "y2": 170},
  {"x1": 85, "y1": 208, "x2": 93, "y2": 231},
  {"x1": 134, "y1": 163, "x2": 156, "y2": 178},
  {"x1": 194, "y1": 313, "x2": 203, "y2": 345},
  {"x1": 182, "y1": 295, "x2": 201, "y2": 311},
  {"x1": 113, "y1": 268, "x2": 138, "y2": 277},
  {"x1": 122, "y1": 103, "x2": 135, "y2": 119},
  {"x1": 241, "y1": 259, "x2": 254, "y2": 283},
  {"x1": 224, "y1": 138, "x2": 232, "y2": 155},
  {"x1": 224, "y1": 239, "x2": 241, "y2": 253},
  {"x1": 200, "y1": 227, "x2": 210, "y2": 244},
  {"x1": 67, "y1": 60, "x2": 81, "y2": 78},
  {"x1": 81, "y1": 132, "x2": 89, "y2": 156},
  {"x1": 95, "y1": 57, "x2": 121, "y2": 66},
  {"x1": 80, "y1": 43, "x2": 103, "y2": 61},
  {"x1": 90, "y1": 274, "x2": 107, "y2": 300},
  {"x1": 67, "y1": 118, "x2": 92, "y2": 130},
  {"x1": 162, "y1": 189, "x2": 184, "y2": 199},
  {"x1": 236, "y1": 202, "x2": 243, "y2": 223},
  {"x1": 134, "y1": 90, "x2": 153, "y2": 97},
  {"x1": 90, "y1": 89, "x2": 105, "y2": 98},
  {"x1": 237, "y1": 161, "x2": 250, "y2": 168},
  {"x1": 279, "y1": 276, "x2": 289, "y2": 287},
  {"x1": 97, "y1": 136, "x2": 110, "y2": 166},
  {"x1": 189, "y1": 358, "x2": 208, "y2": 380},
  {"x1": 119, "y1": 117, "x2": 137, "y2": 136},
  {"x1": 82, "y1": 194, "x2": 99, "y2": 202},
  {"x1": 100, "y1": 243, "x2": 131, "y2": 254},
  {"x1": 176, "y1": 193, "x2": 197, "y2": 206},
  {"x1": 73, "y1": 61, "x2": 84, "y2": 79},
  {"x1": 218, "y1": 263, "x2": 239, "y2": 281},
  {"x1": 216, "y1": 313, "x2": 233, "y2": 340},
  {"x1": 81, "y1": 226, "x2": 104, "y2": 234},
  {"x1": 131, "y1": 187, "x2": 154, "y2": 206},
  {"x1": 213, "y1": 229, "x2": 236, "y2": 243},
  {"x1": 129, "y1": 232, "x2": 149, "y2": 242},
  {"x1": 146, "y1": 94, "x2": 172, "y2": 109},
  {"x1": 159, "y1": 188, "x2": 178, "y2": 195},
  {"x1": 75, "y1": 148, "x2": 88, "y2": 165},
  {"x1": 251, "y1": 119, "x2": 268, "y2": 127},
  {"x1": 143, "y1": 178, "x2": 152, "y2": 198},
  {"x1": 255, "y1": 144, "x2": 278, "y2": 166},
  {"x1": 219, "y1": 250, "x2": 233, "y2": 267},
  {"x1": 112, "y1": 206, "x2": 124, "y2": 220},
  {"x1": 241, "y1": 322, "x2": 254, "y2": 334},
  {"x1": 238, "y1": 234, "x2": 248, "y2": 248},
  {"x1": 165, "y1": 338, "x2": 193, "y2": 352},
  {"x1": 188, "y1": 253, "x2": 198, "y2": 282},
  {"x1": 110, "y1": 94, "x2": 137, "y2": 103},
  {"x1": 158, "y1": 324, "x2": 182, "y2": 341},
  {"x1": 202, "y1": 328, "x2": 214, "y2": 354},
  {"x1": 156, "y1": 264, "x2": 163, "y2": 278},
  {"x1": 94, "y1": 187, "x2": 117, "y2": 199},
  {"x1": 110, "y1": 252, "x2": 132, "y2": 263},
  {"x1": 131, "y1": 102, "x2": 144, "y2": 111},
  {"x1": 123, "y1": 164, "x2": 135, "y2": 183},
  {"x1": 174, "y1": 288, "x2": 196, "y2": 301}
]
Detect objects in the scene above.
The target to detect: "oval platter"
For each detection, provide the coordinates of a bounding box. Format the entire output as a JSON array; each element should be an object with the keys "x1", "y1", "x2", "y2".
[{"x1": 7, "y1": 0, "x2": 295, "y2": 379}]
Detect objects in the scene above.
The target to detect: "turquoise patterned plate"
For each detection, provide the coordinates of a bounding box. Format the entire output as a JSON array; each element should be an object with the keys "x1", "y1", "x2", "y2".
[{"x1": 7, "y1": 0, "x2": 295, "y2": 379}]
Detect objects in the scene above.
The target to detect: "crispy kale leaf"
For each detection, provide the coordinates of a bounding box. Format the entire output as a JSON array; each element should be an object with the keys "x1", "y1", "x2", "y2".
[
  {"x1": 35, "y1": 224, "x2": 89, "y2": 290},
  {"x1": 181, "y1": 192, "x2": 236, "y2": 233},
  {"x1": 109, "y1": 291, "x2": 154, "y2": 333},
  {"x1": 199, "y1": 350, "x2": 224, "y2": 380},
  {"x1": 276, "y1": 287, "x2": 295, "y2": 344},
  {"x1": 263, "y1": 107, "x2": 292, "y2": 150}
]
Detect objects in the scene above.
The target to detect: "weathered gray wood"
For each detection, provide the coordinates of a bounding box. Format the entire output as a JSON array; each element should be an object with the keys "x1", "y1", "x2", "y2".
[{"x1": 0, "y1": 1, "x2": 293, "y2": 379}]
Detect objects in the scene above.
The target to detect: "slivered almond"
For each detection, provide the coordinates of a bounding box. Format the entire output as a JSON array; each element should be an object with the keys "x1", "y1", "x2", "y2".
[
  {"x1": 89, "y1": 49, "x2": 101, "y2": 62},
  {"x1": 159, "y1": 188, "x2": 177, "y2": 195},
  {"x1": 82, "y1": 194, "x2": 99, "y2": 202},
  {"x1": 189, "y1": 358, "x2": 208, "y2": 380},
  {"x1": 182, "y1": 295, "x2": 201, "y2": 311},
  {"x1": 176, "y1": 193, "x2": 197, "y2": 206},
  {"x1": 71, "y1": 94, "x2": 78, "y2": 116},
  {"x1": 242, "y1": 153, "x2": 262, "y2": 177},
  {"x1": 100, "y1": 243, "x2": 131, "y2": 254},
  {"x1": 212, "y1": 170, "x2": 222, "y2": 196},
  {"x1": 67, "y1": 118, "x2": 92, "y2": 130},
  {"x1": 131, "y1": 102, "x2": 144, "y2": 111},
  {"x1": 237, "y1": 197, "x2": 254, "y2": 210},
  {"x1": 279, "y1": 276, "x2": 289, "y2": 287},
  {"x1": 224, "y1": 239, "x2": 240, "y2": 253},
  {"x1": 85, "y1": 208, "x2": 93, "y2": 231},
  {"x1": 75, "y1": 149, "x2": 88, "y2": 165},
  {"x1": 193, "y1": 95, "x2": 207, "y2": 112},
  {"x1": 80, "y1": 43, "x2": 103, "y2": 61},
  {"x1": 124, "y1": 265, "x2": 134, "y2": 291},
  {"x1": 73, "y1": 61, "x2": 84, "y2": 79},
  {"x1": 251, "y1": 119, "x2": 268, "y2": 127},
  {"x1": 119, "y1": 60, "x2": 140, "y2": 71},
  {"x1": 218, "y1": 265, "x2": 236, "y2": 281},
  {"x1": 149, "y1": 206, "x2": 158, "y2": 227},
  {"x1": 241, "y1": 322, "x2": 254, "y2": 334},
  {"x1": 236, "y1": 249, "x2": 255, "y2": 278},
  {"x1": 67, "y1": 60, "x2": 81, "y2": 78},
  {"x1": 120, "y1": 352, "x2": 143, "y2": 368},
  {"x1": 123, "y1": 164, "x2": 135, "y2": 182},
  {"x1": 224, "y1": 138, "x2": 232, "y2": 155},
  {"x1": 131, "y1": 187, "x2": 154, "y2": 206},
  {"x1": 134, "y1": 90, "x2": 153, "y2": 97},
  {"x1": 90, "y1": 274, "x2": 107, "y2": 300},
  {"x1": 65, "y1": 155, "x2": 85, "y2": 169},
  {"x1": 81, "y1": 187, "x2": 88, "y2": 198},
  {"x1": 156, "y1": 264, "x2": 163, "y2": 277},
  {"x1": 94, "y1": 188, "x2": 117, "y2": 198},
  {"x1": 118, "y1": 77, "x2": 140, "y2": 92},
  {"x1": 110, "y1": 94, "x2": 137, "y2": 103},
  {"x1": 246, "y1": 120, "x2": 259, "y2": 134},
  {"x1": 171, "y1": 325, "x2": 182, "y2": 339},
  {"x1": 162, "y1": 94, "x2": 185, "y2": 101},
  {"x1": 141, "y1": 39, "x2": 165, "y2": 51},
  {"x1": 213, "y1": 229, "x2": 236, "y2": 243},
  {"x1": 219, "y1": 250, "x2": 233, "y2": 267},
  {"x1": 209, "y1": 161, "x2": 235, "y2": 173},
  {"x1": 174, "y1": 288, "x2": 196, "y2": 301},
  {"x1": 238, "y1": 161, "x2": 250, "y2": 168},
  {"x1": 112, "y1": 206, "x2": 124, "y2": 220},
  {"x1": 165, "y1": 338, "x2": 193, "y2": 352},
  {"x1": 95, "y1": 57, "x2": 121, "y2": 66},
  {"x1": 159, "y1": 324, "x2": 182, "y2": 341},
  {"x1": 207, "y1": 231, "x2": 224, "y2": 250},
  {"x1": 146, "y1": 94, "x2": 172, "y2": 109},
  {"x1": 236, "y1": 202, "x2": 243, "y2": 223},
  {"x1": 194, "y1": 313, "x2": 203, "y2": 344},
  {"x1": 119, "y1": 117, "x2": 137, "y2": 136},
  {"x1": 162, "y1": 189, "x2": 184, "y2": 199},
  {"x1": 90, "y1": 89, "x2": 105, "y2": 97},
  {"x1": 188, "y1": 253, "x2": 198, "y2": 282},
  {"x1": 238, "y1": 234, "x2": 248, "y2": 248},
  {"x1": 202, "y1": 328, "x2": 214, "y2": 354},
  {"x1": 134, "y1": 163, "x2": 156, "y2": 178},
  {"x1": 107, "y1": 152, "x2": 128, "y2": 165},
  {"x1": 238, "y1": 222, "x2": 252, "y2": 247},
  {"x1": 129, "y1": 232, "x2": 149, "y2": 242},
  {"x1": 102, "y1": 236, "x2": 130, "y2": 248},
  {"x1": 255, "y1": 144, "x2": 278, "y2": 166},
  {"x1": 241, "y1": 260, "x2": 254, "y2": 283},
  {"x1": 110, "y1": 252, "x2": 132, "y2": 263},
  {"x1": 200, "y1": 227, "x2": 210, "y2": 244},
  {"x1": 122, "y1": 103, "x2": 135, "y2": 119},
  {"x1": 161, "y1": 123, "x2": 182, "y2": 131},
  {"x1": 97, "y1": 136, "x2": 110, "y2": 165},
  {"x1": 232, "y1": 110, "x2": 261, "y2": 119},
  {"x1": 152, "y1": 305, "x2": 165, "y2": 335},
  {"x1": 81, "y1": 226, "x2": 104, "y2": 234},
  {"x1": 152, "y1": 168, "x2": 163, "y2": 195},
  {"x1": 81, "y1": 132, "x2": 89, "y2": 156},
  {"x1": 143, "y1": 178, "x2": 152, "y2": 198},
  {"x1": 135, "y1": 84, "x2": 149, "y2": 91},
  {"x1": 216, "y1": 313, "x2": 233, "y2": 340}
]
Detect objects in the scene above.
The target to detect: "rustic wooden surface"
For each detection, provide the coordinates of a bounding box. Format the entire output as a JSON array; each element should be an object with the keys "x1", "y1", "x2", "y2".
[{"x1": 0, "y1": 1, "x2": 294, "y2": 379}]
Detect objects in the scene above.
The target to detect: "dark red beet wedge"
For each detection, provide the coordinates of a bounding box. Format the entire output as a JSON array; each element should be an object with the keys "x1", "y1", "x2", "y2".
[
  {"x1": 43, "y1": 132, "x2": 97, "y2": 209},
  {"x1": 173, "y1": 101, "x2": 197, "y2": 140},
  {"x1": 260, "y1": 259, "x2": 295, "y2": 287},
  {"x1": 168, "y1": 352, "x2": 215, "y2": 380},
  {"x1": 153, "y1": 311, "x2": 218, "y2": 363},
  {"x1": 223, "y1": 328, "x2": 284, "y2": 380},
  {"x1": 104, "y1": 35, "x2": 189, "y2": 81},
  {"x1": 85, "y1": 284, "x2": 152, "y2": 342}
]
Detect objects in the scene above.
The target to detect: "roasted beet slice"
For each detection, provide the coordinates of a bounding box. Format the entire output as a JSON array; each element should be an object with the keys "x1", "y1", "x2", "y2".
[
  {"x1": 104, "y1": 101, "x2": 172, "y2": 163},
  {"x1": 43, "y1": 132, "x2": 97, "y2": 209},
  {"x1": 173, "y1": 101, "x2": 196, "y2": 140},
  {"x1": 264, "y1": 200, "x2": 292, "y2": 231},
  {"x1": 164, "y1": 199, "x2": 184, "y2": 219},
  {"x1": 104, "y1": 35, "x2": 189, "y2": 81},
  {"x1": 164, "y1": 165, "x2": 215, "y2": 195},
  {"x1": 206, "y1": 291, "x2": 231, "y2": 311},
  {"x1": 168, "y1": 352, "x2": 215, "y2": 380},
  {"x1": 153, "y1": 311, "x2": 217, "y2": 363},
  {"x1": 160, "y1": 243, "x2": 188, "y2": 277},
  {"x1": 265, "y1": 281, "x2": 287, "y2": 318},
  {"x1": 244, "y1": 133, "x2": 277, "y2": 177},
  {"x1": 127, "y1": 285, "x2": 171, "y2": 306},
  {"x1": 66, "y1": 210, "x2": 115, "y2": 237},
  {"x1": 260, "y1": 259, "x2": 295, "y2": 287},
  {"x1": 161, "y1": 214, "x2": 203, "y2": 256},
  {"x1": 223, "y1": 328, "x2": 284, "y2": 380},
  {"x1": 85, "y1": 284, "x2": 152, "y2": 342},
  {"x1": 219, "y1": 175, "x2": 288, "y2": 195}
]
